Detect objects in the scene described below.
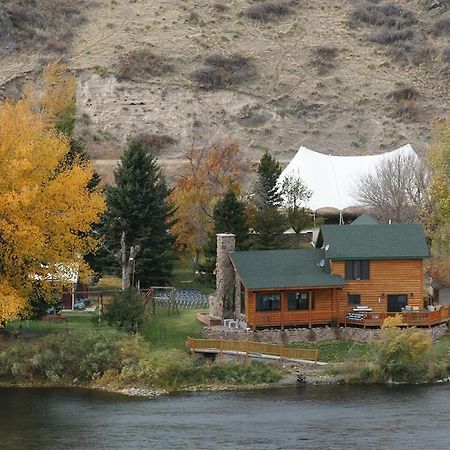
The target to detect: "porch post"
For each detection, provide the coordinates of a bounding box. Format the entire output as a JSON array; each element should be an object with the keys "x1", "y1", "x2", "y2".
[{"x1": 308, "y1": 289, "x2": 312, "y2": 328}]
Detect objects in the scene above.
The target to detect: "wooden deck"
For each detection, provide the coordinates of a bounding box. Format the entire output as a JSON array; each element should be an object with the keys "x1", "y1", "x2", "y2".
[
  {"x1": 186, "y1": 337, "x2": 321, "y2": 365},
  {"x1": 340, "y1": 307, "x2": 450, "y2": 328}
]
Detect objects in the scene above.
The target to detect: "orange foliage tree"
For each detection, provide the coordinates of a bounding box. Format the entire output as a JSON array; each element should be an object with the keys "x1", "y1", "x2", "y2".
[
  {"x1": 170, "y1": 139, "x2": 246, "y2": 265},
  {"x1": 0, "y1": 65, "x2": 105, "y2": 324}
]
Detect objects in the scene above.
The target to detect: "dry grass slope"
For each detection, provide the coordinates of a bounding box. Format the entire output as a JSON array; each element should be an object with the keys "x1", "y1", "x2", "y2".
[{"x1": 0, "y1": 0, "x2": 449, "y2": 182}]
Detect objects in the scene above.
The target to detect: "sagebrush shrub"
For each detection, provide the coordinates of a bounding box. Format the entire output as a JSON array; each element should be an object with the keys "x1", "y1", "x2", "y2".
[
  {"x1": 192, "y1": 54, "x2": 256, "y2": 90},
  {"x1": 244, "y1": 1, "x2": 292, "y2": 22},
  {"x1": 118, "y1": 49, "x2": 172, "y2": 80}
]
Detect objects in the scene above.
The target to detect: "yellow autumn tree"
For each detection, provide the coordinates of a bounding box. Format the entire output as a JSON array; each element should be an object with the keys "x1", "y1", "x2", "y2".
[
  {"x1": 0, "y1": 65, "x2": 105, "y2": 324},
  {"x1": 429, "y1": 114, "x2": 450, "y2": 252}
]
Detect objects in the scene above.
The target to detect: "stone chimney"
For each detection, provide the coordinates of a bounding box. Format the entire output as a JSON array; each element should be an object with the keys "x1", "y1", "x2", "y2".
[{"x1": 215, "y1": 233, "x2": 236, "y2": 319}]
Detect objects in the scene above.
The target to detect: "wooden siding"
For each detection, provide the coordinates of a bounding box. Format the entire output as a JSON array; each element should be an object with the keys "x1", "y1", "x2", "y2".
[
  {"x1": 331, "y1": 259, "x2": 424, "y2": 315},
  {"x1": 246, "y1": 288, "x2": 334, "y2": 329}
]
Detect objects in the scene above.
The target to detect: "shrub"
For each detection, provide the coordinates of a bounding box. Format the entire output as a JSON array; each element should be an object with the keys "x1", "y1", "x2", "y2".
[
  {"x1": 431, "y1": 18, "x2": 450, "y2": 36},
  {"x1": 349, "y1": 3, "x2": 416, "y2": 29},
  {"x1": 387, "y1": 86, "x2": 420, "y2": 102},
  {"x1": 0, "y1": 0, "x2": 87, "y2": 53},
  {"x1": 0, "y1": 330, "x2": 127, "y2": 383},
  {"x1": 102, "y1": 288, "x2": 146, "y2": 331},
  {"x1": 386, "y1": 42, "x2": 435, "y2": 66},
  {"x1": 192, "y1": 54, "x2": 256, "y2": 90},
  {"x1": 392, "y1": 100, "x2": 418, "y2": 120},
  {"x1": 118, "y1": 49, "x2": 172, "y2": 80},
  {"x1": 369, "y1": 28, "x2": 414, "y2": 45},
  {"x1": 244, "y1": 1, "x2": 292, "y2": 22},
  {"x1": 443, "y1": 47, "x2": 450, "y2": 64},
  {"x1": 212, "y1": 3, "x2": 228, "y2": 12},
  {"x1": 135, "y1": 132, "x2": 175, "y2": 154},
  {"x1": 372, "y1": 317, "x2": 432, "y2": 382},
  {"x1": 309, "y1": 46, "x2": 338, "y2": 75}
]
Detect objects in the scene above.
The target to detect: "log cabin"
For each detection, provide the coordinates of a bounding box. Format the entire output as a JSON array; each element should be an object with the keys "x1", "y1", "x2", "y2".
[{"x1": 208, "y1": 215, "x2": 449, "y2": 329}]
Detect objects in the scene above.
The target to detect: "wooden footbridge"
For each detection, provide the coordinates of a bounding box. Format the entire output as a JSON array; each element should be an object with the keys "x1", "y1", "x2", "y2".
[{"x1": 187, "y1": 338, "x2": 324, "y2": 365}]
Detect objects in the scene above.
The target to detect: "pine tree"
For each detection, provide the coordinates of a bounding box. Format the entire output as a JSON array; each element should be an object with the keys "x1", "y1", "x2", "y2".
[
  {"x1": 104, "y1": 140, "x2": 176, "y2": 288},
  {"x1": 202, "y1": 189, "x2": 248, "y2": 284},
  {"x1": 255, "y1": 151, "x2": 282, "y2": 209},
  {"x1": 253, "y1": 208, "x2": 287, "y2": 250},
  {"x1": 251, "y1": 152, "x2": 286, "y2": 249}
]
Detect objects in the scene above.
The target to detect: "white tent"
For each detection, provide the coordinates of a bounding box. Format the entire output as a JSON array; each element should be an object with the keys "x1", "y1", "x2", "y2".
[{"x1": 277, "y1": 144, "x2": 418, "y2": 217}]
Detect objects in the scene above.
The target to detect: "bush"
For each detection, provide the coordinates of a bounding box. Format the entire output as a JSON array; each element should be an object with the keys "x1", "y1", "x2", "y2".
[
  {"x1": 0, "y1": 0, "x2": 86, "y2": 53},
  {"x1": 386, "y1": 42, "x2": 435, "y2": 66},
  {"x1": 369, "y1": 28, "x2": 414, "y2": 45},
  {"x1": 387, "y1": 86, "x2": 420, "y2": 102},
  {"x1": 102, "y1": 288, "x2": 146, "y2": 331},
  {"x1": 192, "y1": 54, "x2": 257, "y2": 90},
  {"x1": 309, "y1": 46, "x2": 338, "y2": 75},
  {"x1": 118, "y1": 49, "x2": 172, "y2": 80},
  {"x1": 372, "y1": 316, "x2": 432, "y2": 383},
  {"x1": 431, "y1": 18, "x2": 450, "y2": 36},
  {"x1": 0, "y1": 332, "x2": 282, "y2": 390},
  {"x1": 134, "y1": 132, "x2": 175, "y2": 154},
  {"x1": 349, "y1": 3, "x2": 416, "y2": 29},
  {"x1": 0, "y1": 330, "x2": 127, "y2": 383},
  {"x1": 244, "y1": 1, "x2": 294, "y2": 22},
  {"x1": 443, "y1": 47, "x2": 450, "y2": 64},
  {"x1": 392, "y1": 100, "x2": 418, "y2": 120}
]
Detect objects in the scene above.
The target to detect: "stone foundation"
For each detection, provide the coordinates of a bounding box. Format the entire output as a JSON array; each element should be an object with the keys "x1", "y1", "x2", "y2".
[{"x1": 203, "y1": 324, "x2": 448, "y2": 344}]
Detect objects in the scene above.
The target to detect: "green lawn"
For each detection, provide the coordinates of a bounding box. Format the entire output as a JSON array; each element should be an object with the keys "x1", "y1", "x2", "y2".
[
  {"x1": 142, "y1": 307, "x2": 204, "y2": 349},
  {"x1": 170, "y1": 255, "x2": 215, "y2": 294},
  {"x1": 6, "y1": 311, "x2": 102, "y2": 335},
  {"x1": 289, "y1": 340, "x2": 371, "y2": 363}
]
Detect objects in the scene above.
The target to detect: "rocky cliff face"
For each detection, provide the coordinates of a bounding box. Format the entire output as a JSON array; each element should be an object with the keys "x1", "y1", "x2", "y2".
[{"x1": 1, "y1": 0, "x2": 449, "y2": 182}]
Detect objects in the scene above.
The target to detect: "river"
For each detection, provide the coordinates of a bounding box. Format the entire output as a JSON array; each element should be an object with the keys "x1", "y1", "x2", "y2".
[{"x1": 0, "y1": 385, "x2": 449, "y2": 450}]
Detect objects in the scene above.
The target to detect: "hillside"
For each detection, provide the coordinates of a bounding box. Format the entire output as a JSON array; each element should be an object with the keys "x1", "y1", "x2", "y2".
[{"x1": 1, "y1": 0, "x2": 449, "y2": 181}]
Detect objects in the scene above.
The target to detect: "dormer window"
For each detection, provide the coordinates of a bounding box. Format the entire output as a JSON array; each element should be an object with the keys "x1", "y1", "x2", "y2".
[{"x1": 345, "y1": 260, "x2": 370, "y2": 280}]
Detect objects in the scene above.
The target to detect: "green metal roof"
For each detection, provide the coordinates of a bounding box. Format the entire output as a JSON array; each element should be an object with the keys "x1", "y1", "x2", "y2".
[
  {"x1": 230, "y1": 248, "x2": 346, "y2": 290},
  {"x1": 317, "y1": 223, "x2": 430, "y2": 260},
  {"x1": 351, "y1": 213, "x2": 379, "y2": 225}
]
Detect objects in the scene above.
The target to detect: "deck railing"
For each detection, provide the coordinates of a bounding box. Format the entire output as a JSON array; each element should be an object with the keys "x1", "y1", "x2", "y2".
[
  {"x1": 341, "y1": 306, "x2": 450, "y2": 328},
  {"x1": 186, "y1": 337, "x2": 318, "y2": 363}
]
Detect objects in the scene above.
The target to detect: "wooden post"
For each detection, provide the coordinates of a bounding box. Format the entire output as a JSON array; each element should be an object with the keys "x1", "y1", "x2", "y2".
[
  {"x1": 308, "y1": 290, "x2": 312, "y2": 329},
  {"x1": 332, "y1": 288, "x2": 337, "y2": 321},
  {"x1": 219, "y1": 340, "x2": 223, "y2": 360},
  {"x1": 280, "y1": 291, "x2": 284, "y2": 330}
]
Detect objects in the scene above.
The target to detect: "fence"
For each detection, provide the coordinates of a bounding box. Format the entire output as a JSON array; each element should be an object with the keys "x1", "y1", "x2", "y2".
[{"x1": 187, "y1": 337, "x2": 318, "y2": 363}]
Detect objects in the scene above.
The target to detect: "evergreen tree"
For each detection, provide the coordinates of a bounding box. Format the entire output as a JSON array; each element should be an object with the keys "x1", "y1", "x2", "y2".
[
  {"x1": 255, "y1": 151, "x2": 282, "y2": 209},
  {"x1": 251, "y1": 152, "x2": 286, "y2": 249},
  {"x1": 253, "y1": 208, "x2": 287, "y2": 250},
  {"x1": 202, "y1": 189, "x2": 248, "y2": 284},
  {"x1": 104, "y1": 140, "x2": 176, "y2": 288}
]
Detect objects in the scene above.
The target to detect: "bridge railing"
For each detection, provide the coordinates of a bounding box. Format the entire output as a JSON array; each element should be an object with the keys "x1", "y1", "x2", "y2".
[{"x1": 187, "y1": 337, "x2": 318, "y2": 363}]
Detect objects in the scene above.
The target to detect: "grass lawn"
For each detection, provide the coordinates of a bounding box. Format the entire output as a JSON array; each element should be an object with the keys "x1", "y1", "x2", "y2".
[
  {"x1": 170, "y1": 255, "x2": 214, "y2": 295},
  {"x1": 6, "y1": 311, "x2": 102, "y2": 335},
  {"x1": 142, "y1": 307, "x2": 204, "y2": 349},
  {"x1": 289, "y1": 340, "x2": 371, "y2": 363}
]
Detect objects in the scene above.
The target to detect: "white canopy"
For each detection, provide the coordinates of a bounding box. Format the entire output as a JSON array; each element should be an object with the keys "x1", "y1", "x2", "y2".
[{"x1": 278, "y1": 144, "x2": 418, "y2": 212}]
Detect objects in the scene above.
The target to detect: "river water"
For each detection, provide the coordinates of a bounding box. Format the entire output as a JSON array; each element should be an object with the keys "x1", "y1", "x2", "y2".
[{"x1": 0, "y1": 385, "x2": 449, "y2": 450}]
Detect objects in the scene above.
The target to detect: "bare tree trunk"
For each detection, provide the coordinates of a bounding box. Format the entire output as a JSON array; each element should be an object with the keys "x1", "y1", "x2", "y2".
[{"x1": 121, "y1": 231, "x2": 141, "y2": 290}]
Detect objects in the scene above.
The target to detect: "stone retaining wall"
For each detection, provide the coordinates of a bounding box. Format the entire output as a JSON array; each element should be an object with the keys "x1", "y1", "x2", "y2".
[{"x1": 203, "y1": 324, "x2": 448, "y2": 344}]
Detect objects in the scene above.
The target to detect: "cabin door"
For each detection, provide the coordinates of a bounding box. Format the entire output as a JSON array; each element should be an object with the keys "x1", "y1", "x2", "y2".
[{"x1": 387, "y1": 294, "x2": 408, "y2": 312}]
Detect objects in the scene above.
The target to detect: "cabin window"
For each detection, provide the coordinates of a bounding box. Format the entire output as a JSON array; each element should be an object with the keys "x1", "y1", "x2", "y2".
[
  {"x1": 345, "y1": 260, "x2": 369, "y2": 280},
  {"x1": 348, "y1": 294, "x2": 361, "y2": 305},
  {"x1": 256, "y1": 293, "x2": 281, "y2": 311},
  {"x1": 287, "y1": 291, "x2": 315, "y2": 310}
]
